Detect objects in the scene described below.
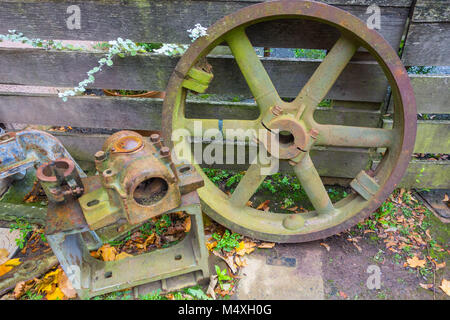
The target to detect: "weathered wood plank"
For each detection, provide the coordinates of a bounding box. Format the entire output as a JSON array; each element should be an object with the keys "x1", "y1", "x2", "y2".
[
  {"x1": 0, "y1": 49, "x2": 388, "y2": 101},
  {"x1": 373, "y1": 159, "x2": 450, "y2": 189},
  {"x1": 412, "y1": 0, "x2": 450, "y2": 23},
  {"x1": 384, "y1": 119, "x2": 450, "y2": 154},
  {"x1": 402, "y1": 22, "x2": 450, "y2": 66},
  {"x1": 0, "y1": 93, "x2": 381, "y2": 129},
  {"x1": 389, "y1": 75, "x2": 450, "y2": 114},
  {"x1": 0, "y1": 1, "x2": 409, "y2": 49}
]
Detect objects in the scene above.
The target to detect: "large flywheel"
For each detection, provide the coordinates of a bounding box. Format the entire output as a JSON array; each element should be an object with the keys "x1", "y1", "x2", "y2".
[{"x1": 162, "y1": 0, "x2": 416, "y2": 242}]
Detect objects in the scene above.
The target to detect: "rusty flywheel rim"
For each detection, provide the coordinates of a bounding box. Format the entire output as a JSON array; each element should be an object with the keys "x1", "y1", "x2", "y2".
[{"x1": 162, "y1": 0, "x2": 416, "y2": 242}]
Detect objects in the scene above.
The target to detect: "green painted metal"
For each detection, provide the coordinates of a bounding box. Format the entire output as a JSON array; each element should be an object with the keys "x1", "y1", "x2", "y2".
[{"x1": 162, "y1": 0, "x2": 417, "y2": 242}]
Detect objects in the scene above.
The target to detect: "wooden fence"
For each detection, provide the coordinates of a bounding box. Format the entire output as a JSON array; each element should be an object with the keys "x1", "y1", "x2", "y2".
[{"x1": 0, "y1": 0, "x2": 448, "y2": 188}]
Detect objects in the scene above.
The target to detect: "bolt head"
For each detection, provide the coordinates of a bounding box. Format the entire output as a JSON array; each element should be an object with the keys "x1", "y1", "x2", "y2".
[
  {"x1": 271, "y1": 105, "x2": 283, "y2": 116},
  {"x1": 309, "y1": 128, "x2": 319, "y2": 139},
  {"x1": 95, "y1": 150, "x2": 106, "y2": 161},
  {"x1": 160, "y1": 146, "x2": 170, "y2": 157},
  {"x1": 150, "y1": 133, "x2": 160, "y2": 143}
]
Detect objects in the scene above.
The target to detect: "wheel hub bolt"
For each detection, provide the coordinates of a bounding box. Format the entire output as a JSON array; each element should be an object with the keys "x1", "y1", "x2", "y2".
[
  {"x1": 160, "y1": 146, "x2": 170, "y2": 157},
  {"x1": 309, "y1": 128, "x2": 319, "y2": 139},
  {"x1": 150, "y1": 133, "x2": 160, "y2": 143},
  {"x1": 271, "y1": 105, "x2": 283, "y2": 116}
]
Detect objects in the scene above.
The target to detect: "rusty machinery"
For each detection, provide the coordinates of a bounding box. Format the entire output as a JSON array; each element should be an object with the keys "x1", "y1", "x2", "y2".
[
  {"x1": 161, "y1": 0, "x2": 417, "y2": 242},
  {"x1": 36, "y1": 130, "x2": 209, "y2": 299}
]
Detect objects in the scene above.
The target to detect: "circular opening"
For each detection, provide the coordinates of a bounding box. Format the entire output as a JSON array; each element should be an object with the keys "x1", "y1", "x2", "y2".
[
  {"x1": 113, "y1": 136, "x2": 143, "y2": 153},
  {"x1": 0, "y1": 134, "x2": 10, "y2": 141},
  {"x1": 103, "y1": 169, "x2": 113, "y2": 177},
  {"x1": 278, "y1": 131, "x2": 295, "y2": 146},
  {"x1": 133, "y1": 177, "x2": 168, "y2": 206},
  {"x1": 174, "y1": 254, "x2": 182, "y2": 260},
  {"x1": 42, "y1": 160, "x2": 69, "y2": 177}
]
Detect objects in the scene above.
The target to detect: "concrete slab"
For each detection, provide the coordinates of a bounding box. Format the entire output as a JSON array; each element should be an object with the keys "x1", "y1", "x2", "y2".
[
  {"x1": 417, "y1": 189, "x2": 450, "y2": 223},
  {"x1": 235, "y1": 242, "x2": 324, "y2": 300}
]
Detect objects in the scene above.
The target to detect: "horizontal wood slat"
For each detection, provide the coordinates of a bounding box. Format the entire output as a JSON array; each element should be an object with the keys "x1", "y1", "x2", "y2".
[
  {"x1": 0, "y1": 94, "x2": 381, "y2": 129},
  {"x1": 388, "y1": 75, "x2": 450, "y2": 114},
  {"x1": 0, "y1": 49, "x2": 389, "y2": 101},
  {"x1": 402, "y1": 23, "x2": 450, "y2": 66},
  {"x1": 384, "y1": 119, "x2": 450, "y2": 154},
  {"x1": 412, "y1": 0, "x2": 450, "y2": 23},
  {"x1": 0, "y1": 1, "x2": 409, "y2": 49}
]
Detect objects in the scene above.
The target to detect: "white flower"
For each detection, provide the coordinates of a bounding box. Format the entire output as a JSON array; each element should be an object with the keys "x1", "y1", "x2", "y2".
[{"x1": 187, "y1": 23, "x2": 208, "y2": 42}]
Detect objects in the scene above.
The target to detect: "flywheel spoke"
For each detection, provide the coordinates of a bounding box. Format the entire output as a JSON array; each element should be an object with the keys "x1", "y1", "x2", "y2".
[
  {"x1": 314, "y1": 124, "x2": 394, "y2": 148},
  {"x1": 294, "y1": 36, "x2": 359, "y2": 118},
  {"x1": 225, "y1": 28, "x2": 283, "y2": 113},
  {"x1": 292, "y1": 153, "x2": 335, "y2": 215},
  {"x1": 229, "y1": 163, "x2": 269, "y2": 207},
  {"x1": 182, "y1": 118, "x2": 259, "y2": 141}
]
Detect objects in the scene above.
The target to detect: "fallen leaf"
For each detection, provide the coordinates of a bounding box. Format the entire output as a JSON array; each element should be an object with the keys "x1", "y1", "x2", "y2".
[
  {"x1": 320, "y1": 243, "x2": 330, "y2": 252},
  {"x1": 434, "y1": 261, "x2": 446, "y2": 270},
  {"x1": 339, "y1": 291, "x2": 348, "y2": 299},
  {"x1": 212, "y1": 250, "x2": 237, "y2": 274},
  {"x1": 406, "y1": 256, "x2": 426, "y2": 268},
  {"x1": 419, "y1": 283, "x2": 433, "y2": 290},
  {"x1": 98, "y1": 244, "x2": 117, "y2": 261},
  {"x1": 115, "y1": 252, "x2": 133, "y2": 261},
  {"x1": 443, "y1": 194, "x2": 449, "y2": 202},
  {"x1": 236, "y1": 241, "x2": 256, "y2": 256},
  {"x1": 184, "y1": 216, "x2": 191, "y2": 233},
  {"x1": 257, "y1": 242, "x2": 275, "y2": 249},
  {"x1": 0, "y1": 258, "x2": 21, "y2": 277},
  {"x1": 352, "y1": 242, "x2": 362, "y2": 253},
  {"x1": 206, "y1": 241, "x2": 217, "y2": 252},
  {"x1": 439, "y1": 279, "x2": 450, "y2": 296},
  {"x1": 256, "y1": 200, "x2": 270, "y2": 211},
  {"x1": 13, "y1": 281, "x2": 26, "y2": 299},
  {"x1": 46, "y1": 287, "x2": 65, "y2": 300},
  {"x1": 58, "y1": 269, "x2": 77, "y2": 299},
  {"x1": 207, "y1": 275, "x2": 218, "y2": 300}
]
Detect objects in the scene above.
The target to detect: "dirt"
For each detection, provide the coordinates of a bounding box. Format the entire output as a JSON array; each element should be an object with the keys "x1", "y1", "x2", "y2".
[{"x1": 321, "y1": 229, "x2": 448, "y2": 300}]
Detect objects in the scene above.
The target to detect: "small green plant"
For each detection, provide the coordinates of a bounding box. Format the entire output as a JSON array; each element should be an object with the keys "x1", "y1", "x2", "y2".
[
  {"x1": 23, "y1": 291, "x2": 43, "y2": 300},
  {"x1": 184, "y1": 286, "x2": 211, "y2": 300},
  {"x1": 139, "y1": 289, "x2": 168, "y2": 300},
  {"x1": 293, "y1": 48, "x2": 327, "y2": 59},
  {"x1": 215, "y1": 265, "x2": 232, "y2": 290},
  {"x1": 212, "y1": 230, "x2": 241, "y2": 252},
  {"x1": 9, "y1": 218, "x2": 33, "y2": 249}
]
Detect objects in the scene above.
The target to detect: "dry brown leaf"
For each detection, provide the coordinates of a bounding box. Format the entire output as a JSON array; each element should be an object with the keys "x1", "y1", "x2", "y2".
[
  {"x1": 212, "y1": 250, "x2": 237, "y2": 274},
  {"x1": 439, "y1": 279, "x2": 450, "y2": 296},
  {"x1": 234, "y1": 255, "x2": 247, "y2": 267},
  {"x1": 13, "y1": 281, "x2": 26, "y2": 299},
  {"x1": 405, "y1": 256, "x2": 426, "y2": 268},
  {"x1": 419, "y1": 283, "x2": 433, "y2": 290},
  {"x1": 443, "y1": 194, "x2": 449, "y2": 202},
  {"x1": 58, "y1": 269, "x2": 77, "y2": 299},
  {"x1": 352, "y1": 242, "x2": 362, "y2": 253},
  {"x1": 236, "y1": 241, "x2": 256, "y2": 256},
  {"x1": 207, "y1": 275, "x2": 218, "y2": 300},
  {"x1": 256, "y1": 200, "x2": 270, "y2": 211},
  {"x1": 434, "y1": 261, "x2": 446, "y2": 270},
  {"x1": 206, "y1": 241, "x2": 217, "y2": 252},
  {"x1": 320, "y1": 243, "x2": 330, "y2": 252},
  {"x1": 257, "y1": 242, "x2": 275, "y2": 249}
]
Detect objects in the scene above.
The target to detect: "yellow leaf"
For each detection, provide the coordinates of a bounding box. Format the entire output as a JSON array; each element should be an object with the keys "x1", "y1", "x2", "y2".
[
  {"x1": 406, "y1": 256, "x2": 426, "y2": 268},
  {"x1": 184, "y1": 216, "x2": 191, "y2": 233},
  {"x1": 236, "y1": 241, "x2": 256, "y2": 256},
  {"x1": 0, "y1": 258, "x2": 21, "y2": 277},
  {"x1": 98, "y1": 244, "x2": 117, "y2": 261},
  {"x1": 46, "y1": 287, "x2": 65, "y2": 300},
  {"x1": 439, "y1": 279, "x2": 450, "y2": 296},
  {"x1": 206, "y1": 241, "x2": 217, "y2": 252},
  {"x1": 115, "y1": 252, "x2": 133, "y2": 261}
]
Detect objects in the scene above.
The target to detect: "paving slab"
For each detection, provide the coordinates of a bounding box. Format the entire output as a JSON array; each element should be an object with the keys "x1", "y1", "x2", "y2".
[
  {"x1": 235, "y1": 242, "x2": 324, "y2": 300},
  {"x1": 0, "y1": 228, "x2": 21, "y2": 262}
]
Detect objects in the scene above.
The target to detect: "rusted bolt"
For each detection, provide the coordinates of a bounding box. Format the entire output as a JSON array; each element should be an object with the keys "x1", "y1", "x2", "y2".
[
  {"x1": 150, "y1": 133, "x2": 160, "y2": 143},
  {"x1": 95, "y1": 150, "x2": 106, "y2": 161},
  {"x1": 309, "y1": 128, "x2": 319, "y2": 139},
  {"x1": 160, "y1": 146, "x2": 170, "y2": 157},
  {"x1": 271, "y1": 105, "x2": 283, "y2": 116}
]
